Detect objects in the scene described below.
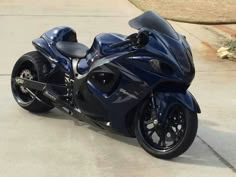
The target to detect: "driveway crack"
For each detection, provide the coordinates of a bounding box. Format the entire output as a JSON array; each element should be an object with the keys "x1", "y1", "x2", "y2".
[{"x1": 197, "y1": 135, "x2": 236, "y2": 173}]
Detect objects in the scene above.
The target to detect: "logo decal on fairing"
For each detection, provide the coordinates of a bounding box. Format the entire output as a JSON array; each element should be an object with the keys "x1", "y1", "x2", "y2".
[{"x1": 113, "y1": 88, "x2": 138, "y2": 103}]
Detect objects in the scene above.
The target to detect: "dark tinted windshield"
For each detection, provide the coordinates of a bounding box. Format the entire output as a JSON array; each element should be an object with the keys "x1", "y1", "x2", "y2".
[{"x1": 129, "y1": 11, "x2": 178, "y2": 39}]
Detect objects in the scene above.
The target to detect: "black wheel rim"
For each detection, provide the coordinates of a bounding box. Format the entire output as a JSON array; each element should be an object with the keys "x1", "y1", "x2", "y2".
[
  {"x1": 139, "y1": 101, "x2": 187, "y2": 152},
  {"x1": 12, "y1": 61, "x2": 37, "y2": 105}
]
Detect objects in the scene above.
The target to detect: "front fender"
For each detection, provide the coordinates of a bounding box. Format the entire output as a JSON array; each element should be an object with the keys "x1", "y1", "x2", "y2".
[{"x1": 156, "y1": 91, "x2": 201, "y2": 120}]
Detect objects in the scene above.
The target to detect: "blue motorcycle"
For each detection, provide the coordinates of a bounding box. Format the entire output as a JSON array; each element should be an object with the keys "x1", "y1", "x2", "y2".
[{"x1": 11, "y1": 11, "x2": 200, "y2": 159}]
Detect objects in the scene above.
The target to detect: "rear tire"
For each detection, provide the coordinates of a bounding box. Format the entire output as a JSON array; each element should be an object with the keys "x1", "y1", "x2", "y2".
[
  {"x1": 135, "y1": 99, "x2": 198, "y2": 159},
  {"x1": 11, "y1": 51, "x2": 54, "y2": 113}
]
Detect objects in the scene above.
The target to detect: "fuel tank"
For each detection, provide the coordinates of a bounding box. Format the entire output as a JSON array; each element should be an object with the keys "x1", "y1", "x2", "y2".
[{"x1": 86, "y1": 33, "x2": 128, "y2": 64}]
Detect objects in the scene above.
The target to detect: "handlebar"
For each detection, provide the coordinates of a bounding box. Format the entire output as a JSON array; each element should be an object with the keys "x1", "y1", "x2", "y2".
[
  {"x1": 109, "y1": 31, "x2": 149, "y2": 49},
  {"x1": 109, "y1": 39, "x2": 132, "y2": 49}
]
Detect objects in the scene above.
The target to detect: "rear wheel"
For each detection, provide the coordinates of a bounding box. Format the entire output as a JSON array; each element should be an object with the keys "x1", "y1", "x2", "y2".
[
  {"x1": 135, "y1": 98, "x2": 198, "y2": 159},
  {"x1": 11, "y1": 51, "x2": 54, "y2": 113}
]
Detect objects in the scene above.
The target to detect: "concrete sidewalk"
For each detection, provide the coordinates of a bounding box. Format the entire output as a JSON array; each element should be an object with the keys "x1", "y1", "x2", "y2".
[
  {"x1": 0, "y1": 0, "x2": 236, "y2": 177},
  {"x1": 171, "y1": 21, "x2": 236, "y2": 172}
]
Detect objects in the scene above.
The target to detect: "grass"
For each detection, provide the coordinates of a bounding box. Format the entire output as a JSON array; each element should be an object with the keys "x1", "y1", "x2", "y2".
[
  {"x1": 225, "y1": 39, "x2": 236, "y2": 53},
  {"x1": 222, "y1": 37, "x2": 236, "y2": 60}
]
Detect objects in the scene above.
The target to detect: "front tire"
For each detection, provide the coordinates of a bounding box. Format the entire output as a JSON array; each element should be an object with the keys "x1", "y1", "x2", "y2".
[
  {"x1": 135, "y1": 99, "x2": 198, "y2": 159},
  {"x1": 11, "y1": 51, "x2": 54, "y2": 113}
]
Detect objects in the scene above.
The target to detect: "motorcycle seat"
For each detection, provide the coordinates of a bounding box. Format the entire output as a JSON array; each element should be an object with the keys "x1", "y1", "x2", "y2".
[{"x1": 56, "y1": 41, "x2": 89, "y2": 58}]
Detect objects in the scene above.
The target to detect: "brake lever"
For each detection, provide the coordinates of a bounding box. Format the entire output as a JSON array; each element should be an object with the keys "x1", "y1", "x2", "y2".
[{"x1": 109, "y1": 32, "x2": 149, "y2": 49}]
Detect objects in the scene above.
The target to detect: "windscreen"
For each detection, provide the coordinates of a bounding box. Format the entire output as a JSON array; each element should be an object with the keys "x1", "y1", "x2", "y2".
[{"x1": 129, "y1": 11, "x2": 178, "y2": 40}]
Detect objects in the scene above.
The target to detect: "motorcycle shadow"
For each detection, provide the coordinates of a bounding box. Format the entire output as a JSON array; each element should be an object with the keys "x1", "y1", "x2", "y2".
[
  {"x1": 38, "y1": 108, "x2": 140, "y2": 147},
  {"x1": 172, "y1": 119, "x2": 236, "y2": 171},
  {"x1": 38, "y1": 109, "x2": 235, "y2": 170}
]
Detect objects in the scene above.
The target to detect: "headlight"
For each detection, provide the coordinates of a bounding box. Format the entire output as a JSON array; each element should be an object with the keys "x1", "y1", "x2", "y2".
[{"x1": 149, "y1": 59, "x2": 173, "y2": 75}]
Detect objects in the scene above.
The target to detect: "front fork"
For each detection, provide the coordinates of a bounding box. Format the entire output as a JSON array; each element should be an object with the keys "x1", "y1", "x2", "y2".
[
  {"x1": 150, "y1": 92, "x2": 162, "y2": 124},
  {"x1": 150, "y1": 90, "x2": 201, "y2": 123},
  {"x1": 150, "y1": 91, "x2": 173, "y2": 125}
]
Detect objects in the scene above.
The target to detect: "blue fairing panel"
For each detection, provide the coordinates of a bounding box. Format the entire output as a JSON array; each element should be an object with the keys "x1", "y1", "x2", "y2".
[
  {"x1": 32, "y1": 37, "x2": 73, "y2": 74},
  {"x1": 86, "y1": 55, "x2": 152, "y2": 135},
  {"x1": 32, "y1": 38, "x2": 53, "y2": 59}
]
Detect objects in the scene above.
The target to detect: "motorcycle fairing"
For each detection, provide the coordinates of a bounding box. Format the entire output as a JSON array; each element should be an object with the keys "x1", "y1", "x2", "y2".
[
  {"x1": 73, "y1": 52, "x2": 151, "y2": 134},
  {"x1": 129, "y1": 11, "x2": 195, "y2": 82}
]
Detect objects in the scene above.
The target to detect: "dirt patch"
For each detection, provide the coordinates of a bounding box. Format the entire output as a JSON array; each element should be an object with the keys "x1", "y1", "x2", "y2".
[
  {"x1": 129, "y1": 0, "x2": 236, "y2": 24},
  {"x1": 213, "y1": 26, "x2": 236, "y2": 36},
  {"x1": 202, "y1": 42, "x2": 217, "y2": 53}
]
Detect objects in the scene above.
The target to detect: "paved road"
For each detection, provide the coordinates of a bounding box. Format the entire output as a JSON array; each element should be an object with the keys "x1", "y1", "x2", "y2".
[{"x1": 0, "y1": 0, "x2": 236, "y2": 177}]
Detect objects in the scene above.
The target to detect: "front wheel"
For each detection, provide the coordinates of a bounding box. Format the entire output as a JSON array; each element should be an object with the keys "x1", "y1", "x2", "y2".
[{"x1": 135, "y1": 99, "x2": 198, "y2": 159}]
